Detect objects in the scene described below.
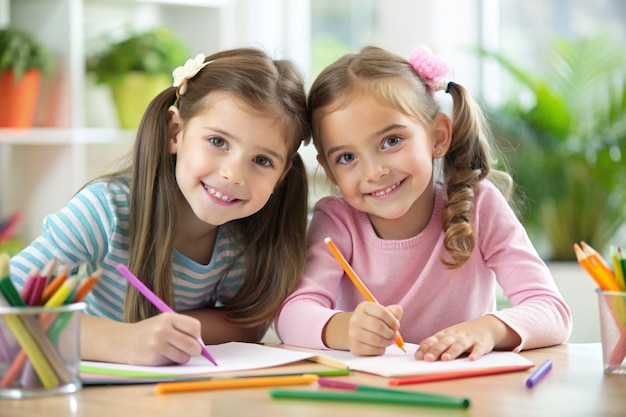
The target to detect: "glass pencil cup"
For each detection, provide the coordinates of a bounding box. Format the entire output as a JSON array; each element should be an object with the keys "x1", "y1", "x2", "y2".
[
  {"x1": 596, "y1": 289, "x2": 626, "y2": 375},
  {"x1": 0, "y1": 302, "x2": 86, "y2": 398}
]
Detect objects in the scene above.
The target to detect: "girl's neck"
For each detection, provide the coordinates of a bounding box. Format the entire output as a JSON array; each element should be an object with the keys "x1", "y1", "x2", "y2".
[
  {"x1": 367, "y1": 182, "x2": 436, "y2": 240},
  {"x1": 175, "y1": 202, "x2": 219, "y2": 265}
]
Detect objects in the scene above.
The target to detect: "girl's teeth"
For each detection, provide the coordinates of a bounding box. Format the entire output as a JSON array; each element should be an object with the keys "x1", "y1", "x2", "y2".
[
  {"x1": 209, "y1": 188, "x2": 231, "y2": 201},
  {"x1": 373, "y1": 182, "x2": 399, "y2": 196}
]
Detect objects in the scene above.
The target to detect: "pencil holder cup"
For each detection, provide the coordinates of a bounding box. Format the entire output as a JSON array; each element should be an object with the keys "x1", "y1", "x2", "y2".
[
  {"x1": 596, "y1": 289, "x2": 626, "y2": 375},
  {"x1": 0, "y1": 302, "x2": 86, "y2": 398}
]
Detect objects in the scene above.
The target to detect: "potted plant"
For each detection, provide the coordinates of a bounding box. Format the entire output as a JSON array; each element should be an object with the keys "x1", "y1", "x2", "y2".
[
  {"x1": 0, "y1": 27, "x2": 54, "y2": 128},
  {"x1": 86, "y1": 27, "x2": 190, "y2": 129},
  {"x1": 480, "y1": 32, "x2": 626, "y2": 261}
]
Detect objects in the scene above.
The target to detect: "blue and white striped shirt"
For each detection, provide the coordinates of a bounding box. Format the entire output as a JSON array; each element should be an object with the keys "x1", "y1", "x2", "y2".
[{"x1": 10, "y1": 178, "x2": 245, "y2": 320}]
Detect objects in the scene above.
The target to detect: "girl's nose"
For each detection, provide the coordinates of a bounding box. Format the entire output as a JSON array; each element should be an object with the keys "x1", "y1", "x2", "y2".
[
  {"x1": 219, "y1": 160, "x2": 245, "y2": 185},
  {"x1": 363, "y1": 157, "x2": 389, "y2": 182}
]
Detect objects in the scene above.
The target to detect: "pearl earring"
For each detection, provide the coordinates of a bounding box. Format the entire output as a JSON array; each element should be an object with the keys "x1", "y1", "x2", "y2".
[{"x1": 435, "y1": 148, "x2": 442, "y2": 156}]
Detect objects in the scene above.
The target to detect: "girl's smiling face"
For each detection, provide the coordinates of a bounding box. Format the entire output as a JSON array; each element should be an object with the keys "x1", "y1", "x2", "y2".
[
  {"x1": 169, "y1": 91, "x2": 290, "y2": 228},
  {"x1": 317, "y1": 93, "x2": 450, "y2": 238}
]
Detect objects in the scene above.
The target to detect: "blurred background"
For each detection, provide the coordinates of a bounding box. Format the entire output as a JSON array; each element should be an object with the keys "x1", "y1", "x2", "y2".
[{"x1": 1, "y1": 0, "x2": 625, "y2": 342}]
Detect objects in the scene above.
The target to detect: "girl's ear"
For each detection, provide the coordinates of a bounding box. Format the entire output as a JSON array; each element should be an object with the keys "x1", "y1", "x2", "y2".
[
  {"x1": 317, "y1": 154, "x2": 337, "y2": 185},
  {"x1": 167, "y1": 106, "x2": 183, "y2": 154},
  {"x1": 432, "y1": 112, "x2": 452, "y2": 159}
]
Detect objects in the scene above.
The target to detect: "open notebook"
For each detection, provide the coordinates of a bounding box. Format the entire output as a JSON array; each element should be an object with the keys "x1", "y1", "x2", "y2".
[{"x1": 80, "y1": 342, "x2": 534, "y2": 385}]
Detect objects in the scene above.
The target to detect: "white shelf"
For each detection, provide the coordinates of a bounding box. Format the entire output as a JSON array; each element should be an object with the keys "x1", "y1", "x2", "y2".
[
  {"x1": 2, "y1": 0, "x2": 308, "y2": 243},
  {"x1": 1, "y1": 0, "x2": 230, "y2": 243},
  {"x1": 0, "y1": 128, "x2": 135, "y2": 145}
]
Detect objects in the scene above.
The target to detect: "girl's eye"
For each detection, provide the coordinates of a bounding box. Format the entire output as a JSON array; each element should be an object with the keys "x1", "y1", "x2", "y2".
[
  {"x1": 210, "y1": 137, "x2": 227, "y2": 149},
  {"x1": 253, "y1": 155, "x2": 274, "y2": 168},
  {"x1": 383, "y1": 136, "x2": 402, "y2": 149},
  {"x1": 336, "y1": 153, "x2": 356, "y2": 165}
]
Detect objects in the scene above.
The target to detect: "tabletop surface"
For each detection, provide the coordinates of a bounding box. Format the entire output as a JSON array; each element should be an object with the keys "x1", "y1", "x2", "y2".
[{"x1": 1, "y1": 343, "x2": 625, "y2": 417}]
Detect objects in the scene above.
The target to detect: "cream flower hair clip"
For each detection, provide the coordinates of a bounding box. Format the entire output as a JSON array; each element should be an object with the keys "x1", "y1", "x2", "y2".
[
  {"x1": 408, "y1": 45, "x2": 452, "y2": 93},
  {"x1": 172, "y1": 53, "x2": 211, "y2": 96}
]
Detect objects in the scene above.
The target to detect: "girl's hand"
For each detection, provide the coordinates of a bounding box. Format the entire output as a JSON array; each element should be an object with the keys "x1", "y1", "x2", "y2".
[
  {"x1": 348, "y1": 302, "x2": 403, "y2": 356},
  {"x1": 414, "y1": 315, "x2": 519, "y2": 361},
  {"x1": 123, "y1": 312, "x2": 203, "y2": 365}
]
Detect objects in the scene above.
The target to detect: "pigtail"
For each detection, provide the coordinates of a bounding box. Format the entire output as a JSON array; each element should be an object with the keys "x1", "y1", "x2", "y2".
[
  {"x1": 440, "y1": 82, "x2": 512, "y2": 268},
  {"x1": 124, "y1": 87, "x2": 179, "y2": 323}
]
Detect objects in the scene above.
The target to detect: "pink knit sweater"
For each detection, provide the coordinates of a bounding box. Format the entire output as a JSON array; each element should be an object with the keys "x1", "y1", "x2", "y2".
[{"x1": 275, "y1": 180, "x2": 572, "y2": 351}]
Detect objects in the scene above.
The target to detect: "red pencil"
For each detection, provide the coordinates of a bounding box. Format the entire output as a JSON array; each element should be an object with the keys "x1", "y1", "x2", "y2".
[{"x1": 388, "y1": 364, "x2": 533, "y2": 386}]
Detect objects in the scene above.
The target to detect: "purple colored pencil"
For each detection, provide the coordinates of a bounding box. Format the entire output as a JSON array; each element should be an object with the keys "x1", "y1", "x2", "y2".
[{"x1": 526, "y1": 359, "x2": 552, "y2": 388}]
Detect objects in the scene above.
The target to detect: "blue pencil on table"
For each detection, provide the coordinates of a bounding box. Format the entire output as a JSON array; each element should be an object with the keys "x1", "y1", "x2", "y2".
[
  {"x1": 115, "y1": 263, "x2": 218, "y2": 366},
  {"x1": 526, "y1": 359, "x2": 552, "y2": 388}
]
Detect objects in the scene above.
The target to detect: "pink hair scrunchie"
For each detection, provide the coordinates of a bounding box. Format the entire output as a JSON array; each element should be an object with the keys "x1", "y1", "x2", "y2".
[{"x1": 408, "y1": 45, "x2": 452, "y2": 93}]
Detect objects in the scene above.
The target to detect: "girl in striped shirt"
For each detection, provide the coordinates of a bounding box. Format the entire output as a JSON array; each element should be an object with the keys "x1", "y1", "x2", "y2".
[{"x1": 10, "y1": 48, "x2": 310, "y2": 365}]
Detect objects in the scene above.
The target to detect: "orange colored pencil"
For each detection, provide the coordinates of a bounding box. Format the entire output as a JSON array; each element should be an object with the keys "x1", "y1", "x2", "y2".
[
  {"x1": 573, "y1": 243, "x2": 620, "y2": 291},
  {"x1": 156, "y1": 374, "x2": 318, "y2": 394},
  {"x1": 74, "y1": 269, "x2": 102, "y2": 301},
  {"x1": 40, "y1": 263, "x2": 67, "y2": 304},
  {"x1": 324, "y1": 237, "x2": 406, "y2": 352}
]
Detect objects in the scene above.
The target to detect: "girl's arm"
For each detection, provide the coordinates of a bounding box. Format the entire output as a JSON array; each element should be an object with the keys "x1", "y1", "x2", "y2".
[{"x1": 80, "y1": 312, "x2": 203, "y2": 365}]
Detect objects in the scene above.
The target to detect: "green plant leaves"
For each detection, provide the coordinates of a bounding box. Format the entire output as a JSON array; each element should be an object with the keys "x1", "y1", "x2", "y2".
[
  {"x1": 86, "y1": 27, "x2": 190, "y2": 85},
  {"x1": 480, "y1": 33, "x2": 626, "y2": 260},
  {"x1": 0, "y1": 28, "x2": 53, "y2": 80}
]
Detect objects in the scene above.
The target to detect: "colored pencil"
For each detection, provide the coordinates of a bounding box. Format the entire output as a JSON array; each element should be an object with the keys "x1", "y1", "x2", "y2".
[
  {"x1": 156, "y1": 374, "x2": 318, "y2": 394},
  {"x1": 46, "y1": 270, "x2": 102, "y2": 341},
  {"x1": 74, "y1": 269, "x2": 102, "y2": 302},
  {"x1": 573, "y1": 243, "x2": 620, "y2": 291},
  {"x1": 2, "y1": 266, "x2": 99, "y2": 389},
  {"x1": 612, "y1": 246, "x2": 626, "y2": 292},
  {"x1": 40, "y1": 264, "x2": 68, "y2": 304},
  {"x1": 324, "y1": 237, "x2": 406, "y2": 352},
  {"x1": 525, "y1": 359, "x2": 552, "y2": 388},
  {"x1": 44, "y1": 276, "x2": 78, "y2": 308},
  {"x1": 388, "y1": 364, "x2": 533, "y2": 385},
  {"x1": 270, "y1": 389, "x2": 470, "y2": 408},
  {"x1": 574, "y1": 242, "x2": 626, "y2": 367},
  {"x1": 19, "y1": 268, "x2": 39, "y2": 305},
  {"x1": 0, "y1": 210, "x2": 21, "y2": 243},
  {"x1": 317, "y1": 377, "x2": 470, "y2": 406},
  {"x1": 0, "y1": 254, "x2": 59, "y2": 389},
  {"x1": 116, "y1": 263, "x2": 218, "y2": 366},
  {"x1": 28, "y1": 275, "x2": 47, "y2": 307}
]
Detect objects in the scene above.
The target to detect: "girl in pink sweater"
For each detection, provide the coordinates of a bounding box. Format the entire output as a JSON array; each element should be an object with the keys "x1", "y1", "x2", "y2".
[{"x1": 275, "y1": 45, "x2": 572, "y2": 361}]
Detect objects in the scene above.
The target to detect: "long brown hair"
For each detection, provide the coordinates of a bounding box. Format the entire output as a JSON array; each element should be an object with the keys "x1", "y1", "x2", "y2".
[
  {"x1": 101, "y1": 48, "x2": 309, "y2": 327},
  {"x1": 308, "y1": 46, "x2": 511, "y2": 269}
]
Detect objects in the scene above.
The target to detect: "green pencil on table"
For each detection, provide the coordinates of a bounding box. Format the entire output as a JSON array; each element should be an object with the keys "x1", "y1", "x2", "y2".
[
  {"x1": 271, "y1": 389, "x2": 470, "y2": 408},
  {"x1": 271, "y1": 377, "x2": 470, "y2": 409}
]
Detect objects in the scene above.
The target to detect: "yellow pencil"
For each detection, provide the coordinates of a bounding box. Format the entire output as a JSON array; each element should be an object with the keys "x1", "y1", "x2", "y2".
[
  {"x1": 324, "y1": 237, "x2": 407, "y2": 352},
  {"x1": 156, "y1": 373, "x2": 318, "y2": 394},
  {"x1": 44, "y1": 276, "x2": 79, "y2": 308}
]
